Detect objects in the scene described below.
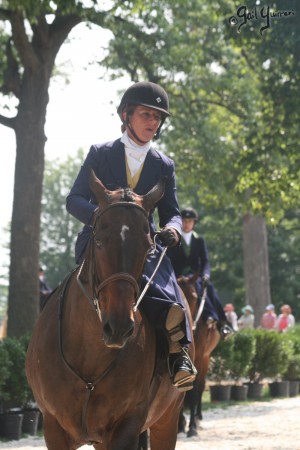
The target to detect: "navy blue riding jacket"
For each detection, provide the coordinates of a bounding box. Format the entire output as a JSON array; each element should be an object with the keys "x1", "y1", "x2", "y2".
[{"x1": 66, "y1": 138, "x2": 192, "y2": 345}]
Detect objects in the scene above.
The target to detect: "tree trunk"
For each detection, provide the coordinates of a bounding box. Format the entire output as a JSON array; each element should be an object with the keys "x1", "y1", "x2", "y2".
[
  {"x1": 242, "y1": 213, "x2": 271, "y2": 327},
  {"x1": 7, "y1": 70, "x2": 50, "y2": 337},
  {"x1": 3, "y1": 9, "x2": 83, "y2": 337}
]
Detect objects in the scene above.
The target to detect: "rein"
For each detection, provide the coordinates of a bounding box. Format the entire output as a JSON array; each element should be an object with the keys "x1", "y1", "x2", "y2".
[{"x1": 193, "y1": 285, "x2": 207, "y2": 330}]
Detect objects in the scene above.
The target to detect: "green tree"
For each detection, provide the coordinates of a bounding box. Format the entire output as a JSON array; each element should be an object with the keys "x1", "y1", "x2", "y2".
[{"x1": 40, "y1": 150, "x2": 83, "y2": 288}]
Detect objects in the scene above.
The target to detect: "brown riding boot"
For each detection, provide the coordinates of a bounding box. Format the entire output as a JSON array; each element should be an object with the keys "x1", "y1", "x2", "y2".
[{"x1": 165, "y1": 304, "x2": 197, "y2": 392}]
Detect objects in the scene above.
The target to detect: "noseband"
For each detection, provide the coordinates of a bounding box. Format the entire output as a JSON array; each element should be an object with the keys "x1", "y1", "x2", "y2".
[{"x1": 77, "y1": 201, "x2": 151, "y2": 318}]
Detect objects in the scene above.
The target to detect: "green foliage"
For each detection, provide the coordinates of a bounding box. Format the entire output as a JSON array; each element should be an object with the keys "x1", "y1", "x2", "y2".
[
  {"x1": 269, "y1": 219, "x2": 300, "y2": 321},
  {"x1": 40, "y1": 150, "x2": 84, "y2": 288},
  {"x1": 208, "y1": 338, "x2": 234, "y2": 383},
  {"x1": 283, "y1": 354, "x2": 300, "y2": 380},
  {"x1": 0, "y1": 336, "x2": 32, "y2": 410},
  {"x1": 0, "y1": 340, "x2": 10, "y2": 405},
  {"x1": 229, "y1": 330, "x2": 256, "y2": 382},
  {"x1": 283, "y1": 325, "x2": 300, "y2": 354},
  {"x1": 247, "y1": 329, "x2": 292, "y2": 383}
]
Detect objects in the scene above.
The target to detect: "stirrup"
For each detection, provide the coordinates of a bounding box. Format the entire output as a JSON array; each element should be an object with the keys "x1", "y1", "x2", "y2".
[{"x1": 219, "y1": 324, "x2": 234, "y2": 341}]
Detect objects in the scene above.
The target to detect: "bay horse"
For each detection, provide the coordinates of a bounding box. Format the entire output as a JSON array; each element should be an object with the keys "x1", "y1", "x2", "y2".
[
  {"x1": 177, "y1": 276, "x2": 219, "y2": 438},
  {"x1": 26, "y1": 170, "x2": 194, "y2": 450}
]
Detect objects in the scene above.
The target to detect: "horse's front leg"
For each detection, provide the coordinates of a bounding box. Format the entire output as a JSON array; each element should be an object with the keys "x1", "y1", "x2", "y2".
[
  {"x1": 109, "y1": 416, "x2": 145, "y2": 450},
  {"x1": 43, "y1": 413, "x2": 78, "y2": 450},
  {"x1": 149, "y1": 396, "x2": 184, "y2": 450}
]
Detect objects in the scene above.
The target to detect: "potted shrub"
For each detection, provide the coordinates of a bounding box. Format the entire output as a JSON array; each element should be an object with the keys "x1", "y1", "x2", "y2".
[
  {"x1": 0, "y1": 340, "x2": 10, "y2": 409},
  {"x1": 229, "y1": 330, "x2": 256, "y2": 401},
  {"x1": 246, "y1": 329, "x2": 291, "y2": 399},
  {"x1": 281, "y1": 327, "x2": 300, "y2": 397},
  {"x1": 282, "y1": 354, "x2": 300, "y2": 397},
  {"x1": 0, "y1": 341, "x2": 11, "y2": 437},
  {"x1": 19, "y1": 333, "x2": 41, "y2": 435},
  {"x1": 0, "y1": 336, "x2": 29, "y2": 440},
  {"x1": 207, "y1": 338, "x2": 234, "y2": 401}
]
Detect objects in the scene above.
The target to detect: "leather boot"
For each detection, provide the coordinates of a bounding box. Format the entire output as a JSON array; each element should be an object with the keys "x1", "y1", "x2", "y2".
[
  {"x1": 168, "y1": 348, "x2": 197, "y2": 392},
  {"x1": 165, "y1": 303, "x2": 185, "y2": 342},
  {"x1": 165, "y1": 304, "x2": 197, "y2": 391}
]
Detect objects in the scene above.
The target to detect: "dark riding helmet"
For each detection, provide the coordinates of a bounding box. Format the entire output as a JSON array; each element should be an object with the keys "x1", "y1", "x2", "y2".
[
  {"x1": 181, "y1": 207, "x2": 198, "y2": 221},
  {"x1": 117, "y1": 81, "x2": 170, "y2": 140}
]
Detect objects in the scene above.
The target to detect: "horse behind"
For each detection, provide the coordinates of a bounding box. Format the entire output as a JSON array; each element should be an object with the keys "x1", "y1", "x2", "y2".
[
  {"x1": 26, "y1": 170, "x2": 194, "y2": 450},
  {"x1": 177, "y1": 278, "x2": 220, "y2": 438}
]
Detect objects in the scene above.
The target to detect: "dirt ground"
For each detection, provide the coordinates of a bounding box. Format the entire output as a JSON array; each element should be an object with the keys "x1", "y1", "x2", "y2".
[{"x1": 0, "y1": 396, "x2": 299, "y2": 449}]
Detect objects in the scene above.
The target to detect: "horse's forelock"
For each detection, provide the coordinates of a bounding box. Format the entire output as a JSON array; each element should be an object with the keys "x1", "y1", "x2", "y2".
[{"x1": 122, "y1": 188, "x2": 135, "y2": 202}]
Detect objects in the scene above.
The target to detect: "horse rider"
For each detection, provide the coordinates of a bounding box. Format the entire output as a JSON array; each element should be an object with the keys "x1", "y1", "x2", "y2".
[
  {"x1": 66, "y1": 81, "x2": 197, "y2": 391},
  {"x1": 167, "y1": 207, "x2": 234, "y2": 340}
]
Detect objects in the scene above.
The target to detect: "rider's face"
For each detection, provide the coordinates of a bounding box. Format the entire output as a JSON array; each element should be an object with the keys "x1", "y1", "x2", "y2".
[
  {"x1": 125, "y1": 106, "x2": 162, "y2": 144},
  {"x1": 182, "y1": 218, "x2": 195, "y2": 233}
]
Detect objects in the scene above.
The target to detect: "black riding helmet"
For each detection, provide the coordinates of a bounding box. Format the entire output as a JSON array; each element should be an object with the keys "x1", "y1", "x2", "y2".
[
  {"x1": 117, "y1": 81, "x2": 170, "y2": 141},
  {"x1": 181, "y1": 207, "x2": 198, "y2": 221}
]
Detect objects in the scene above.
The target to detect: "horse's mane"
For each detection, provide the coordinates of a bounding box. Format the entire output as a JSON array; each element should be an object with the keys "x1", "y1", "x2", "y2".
[{"x1": 106, "y1": 187, "x2": 136, "y2": 204}]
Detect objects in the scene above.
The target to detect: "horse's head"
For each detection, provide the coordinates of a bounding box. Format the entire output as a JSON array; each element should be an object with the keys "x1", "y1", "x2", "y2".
[{"x1": 88, "y1": 169, "x2": 165, "y2": 348}]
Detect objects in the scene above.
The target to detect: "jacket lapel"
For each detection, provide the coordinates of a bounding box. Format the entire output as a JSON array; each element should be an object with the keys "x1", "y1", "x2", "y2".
[
  {"x1": 106, "y1": 139, "x2": 128, "y2": 188},
  {"x1": 134, "y1": 146, "x2": 162, "y2": 194}
]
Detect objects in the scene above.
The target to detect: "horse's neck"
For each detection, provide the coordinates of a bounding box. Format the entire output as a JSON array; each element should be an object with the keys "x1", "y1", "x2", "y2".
[
  {"x1": 60, "y1": 272, "x2": 111, "y2": 375},
  {"x1": 181, "y1": 284, "x2": 198, "y2": 319}
]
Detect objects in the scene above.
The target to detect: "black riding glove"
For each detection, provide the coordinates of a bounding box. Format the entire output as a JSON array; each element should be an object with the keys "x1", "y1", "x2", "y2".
[
  {"x1": 158, "y1": 227, "x2": 179, "y2": 247},
  {"x1": 202, "y1": 274, "x2": 210, "y2": 288}
]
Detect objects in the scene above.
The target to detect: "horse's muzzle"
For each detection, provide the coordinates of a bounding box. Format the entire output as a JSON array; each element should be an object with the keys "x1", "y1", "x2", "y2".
[{"x1": 102, "y1": 317, "x2": 135, "y2": 348}]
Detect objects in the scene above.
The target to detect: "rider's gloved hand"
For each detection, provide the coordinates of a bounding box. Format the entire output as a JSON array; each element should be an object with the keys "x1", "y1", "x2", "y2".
[
  {"x1": 202, "y1": 274, "x2": 210, "y2": 287},
  {"x1": 158, "y1": 227, "x2": 179, "y2": 247}
]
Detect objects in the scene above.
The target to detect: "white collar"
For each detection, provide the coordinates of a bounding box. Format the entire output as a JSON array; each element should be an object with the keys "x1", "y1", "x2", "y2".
[
  {"x1": 182, "y1": 230, "x2": 193, "y2": 245},
  {"x1": 121, "y1": 131, "x2": 151, "y2": 176},
  {"x1": 121, "y1": 130, "x2": 151, "y2": 154}
]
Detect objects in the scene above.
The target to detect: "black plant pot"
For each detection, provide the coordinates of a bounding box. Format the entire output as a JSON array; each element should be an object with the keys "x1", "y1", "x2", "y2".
[
  {"x1": 210, "y1": 384, "x2": 231, "y2": 402},
  {"x1": 0, "y1": 411, "x2": 24, "y2": 440},
  {"x1": 245, "y1": 382, "x2": 263, "y2": 399},
  {"x1": 231, "y1": 385, "x2": 248, "y2": 401},
  {"x1": 269, "y1": 381, "x2": 290, "y2": 398},
  {"x1": 22, "y1": 409, "x2": 40, "y2": 435},
  {"x1": 288, "y1": 380, "x2": 299, "y2": 397}
]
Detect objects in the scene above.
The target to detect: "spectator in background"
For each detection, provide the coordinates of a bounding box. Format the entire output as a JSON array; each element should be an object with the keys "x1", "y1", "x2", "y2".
[
  {"x1": 238, "y1": 305, "x2": 255, "y2": 330},
  {"x1": 39, "y1": 267, "x2": 52, "y2": 311},
  {"x1": 260, "y1": 304, "x2": 277, "y2": 330},
  {"x1": 275, "y1": 304, "x2": 295, "y2": 333},
  {"x1": 224, "y1": 303, "x2": 239, "y2": 332}
]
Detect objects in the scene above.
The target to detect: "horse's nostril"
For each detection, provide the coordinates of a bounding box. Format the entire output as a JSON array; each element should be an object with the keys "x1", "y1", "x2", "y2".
[
  {"x1": 103, "y1": 322, "x2": 112, "y2": 338},
  {"x1": 124, "y1": 320, "x2": 134, "y2": 339}
]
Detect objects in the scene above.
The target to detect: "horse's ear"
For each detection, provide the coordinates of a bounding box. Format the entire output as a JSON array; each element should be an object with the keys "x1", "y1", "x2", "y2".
[
  {"x1": 89, "y1": 168, "x2": 110, "y2": 207},
  {"x1": 142, "y1": 178, "x2": 166, "y2": 213}
]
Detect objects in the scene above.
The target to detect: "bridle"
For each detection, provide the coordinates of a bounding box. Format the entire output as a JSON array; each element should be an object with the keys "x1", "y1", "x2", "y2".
[{"x1": 77, "y1": 201, "x2": 153, "y2": 320}]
